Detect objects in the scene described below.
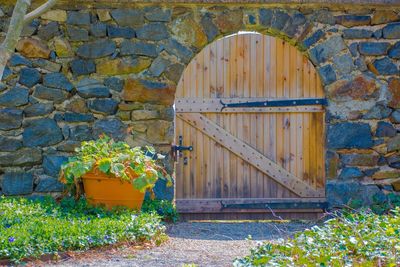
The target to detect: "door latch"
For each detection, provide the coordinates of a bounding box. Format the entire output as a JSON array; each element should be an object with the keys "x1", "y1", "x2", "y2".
[{"x1": 172, "y1": 135, "x2": 193, "y2": 161}]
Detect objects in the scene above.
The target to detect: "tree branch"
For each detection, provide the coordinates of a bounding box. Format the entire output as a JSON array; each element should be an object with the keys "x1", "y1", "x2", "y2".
[{"x1": 24, "y1": 0, "x2": 58, "y2": 23}]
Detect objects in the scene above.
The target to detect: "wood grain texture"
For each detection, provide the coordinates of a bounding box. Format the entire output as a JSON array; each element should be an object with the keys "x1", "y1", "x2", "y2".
[{"x1": 175, "y1": 33, "x2": 325, "y2": 214}]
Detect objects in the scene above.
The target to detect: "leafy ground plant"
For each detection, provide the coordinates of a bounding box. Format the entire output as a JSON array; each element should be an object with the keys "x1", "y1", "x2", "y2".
[
  {"x1": 0, "y1": 196, "x2": 166, "y2": 263},
  {"x1": 142, "y1": 199, "x2": 179, "y2": 223},
  {"x1": 234, "y1": 209, "x2": 400, "y2": 266}
]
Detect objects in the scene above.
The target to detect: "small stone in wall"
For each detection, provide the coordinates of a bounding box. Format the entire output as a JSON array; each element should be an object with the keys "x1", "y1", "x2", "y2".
[
  {"x1": 110, "y1": 9, "x2": 144, "y2": 27},
  {"x1": 388, "y1": 135, "x2": 400, "y2": 152},
  {"x1": 9, "y1": 54, "x2": 32, "y2": 67},
  {"x1": 136, "y1": 22, "x2": 169, "y2": 41},
  {"x1": 214, "y1": 9, "x2": 243, "y2": 34},
  {"x1": 1, "y1": 173, "x2": 34, "y2": 195},
  {"x1": 340, "y1": 152, "x2": 379, "y2": 166},
  {"x1": 200, "y1": 13, "x2": 219, "y2": 42},
  {"x1": 338, "y1": 167, "x2": 364, "y2": 180},
  {"x1": 52, "y1": 37, "x2": 73, "y2": 58},
  {"x1": 144, "y1": 7, "x2": 171, "y2": 22},
  {"x1": 164, "y1": 63, "x2": 185, "y2": 84},
  {"x1": 97, "y1": 9, "x2": 112, "y2": 22},
  {"x1": 171, "y1": 15, "x2": 207, "y2": 49},
  {"x1": 363, "y1": 105, "x2": 392, "y2": 120},
  {"x1": 382, "y1": 22, "x2": 400, "y2": 39},
  {"x1": 0, "y1": 136, "x2": 22, "y2": 152},
  {"x1": 76, "y1": 78, "x2": 110, "y2": 98},
  {"x1": 121, "y1": 79, "x2": 174, "y2": 105},
  {"x1": 332, "y1": 53, "x2": 355, "y2": 76},
  {"x1": 90, "y1": 23, "x2": 107, "y2": 37},
  {"x1": 23, "y1": 118, "x2": 63, "y2": 147},
  {"x1": 146, "y1": 120, "x2": 173, "y2": 144},
  {"x1": 335, "y1": 15, "x2": 371, "y2": 27},
  {"x1": 371, "y1": 57, "x2": 398, "y2": 76},
  {"x1": 64, "y1": 112, "x2": 94, "y2": 123},
  {"x1": 43, "y1": 73, "x2": 74, "y2": 92},
  {"x1": 163, "y1": 38, "x2": 193, "y2": 64},
  {"x1": 259, "y1": 9, "x2": 273, "y2": 27},
  {"x1": 37, "y1": 21, "x2": 60, "y2": 41},
  {"x1": 376, "y1": 121, "x2": 397, "y2": 137},
  {"x1": 41, "y1": 9, "x2": 67, "y2": 22},
  {"x1": 131, "y1": 110, "x2": 159, "y2": 120},
  {"x1": 104, "y1": 77, "x2": 124, "y2": 92},
  {"x1": 66, "y1": 25, "x2": 89, "y2": 42},
  {"x1": 96, "y1": 57, "x2": 151, "y2": 76},
  {"x1": 302, "y1": 29, "x2": 325, "y2": 48},
  {"x1": 387, "y1": 154, "x2": 400, "y2": 169},
  {"x1": 327, "y1": 122, "x2": 373, "y2": 149},
  {"x1": 107, "y1": 25, "x2": 135, "y2": 38},
  {"x1": 342, "y1": 29, "x2": 373, "y2": 39},
  {"x1": 24, "y1": 102, "x2": 54, "y2": 117},
  {"x1": 19, "y1": 68, "x2": 41, "y2": 88},
  {"x1": 0, "y1": 147, "x2": 42, "y2": 167},
  {"x1": 0, "y1": 86, "x2": 29, "y2": 107},
  {"x1": 318, "y1": 64, "x2": 336, "y2": 85},
  {"x1": 388, "y1": 78, "x2": 400, "y2": 109},
  {"x1": 16, "y1": 38, "x2": 51, "y2": 59},
  {"x1": 327, "y1": 75, "x2": 377, "y2": 101},
  {"x1": 69, "y1": 125, "x2": 93, "y2": 141},
  {"x1": 67, "y1": 11, "x2": 91, "y2": 26},
  {"x1": 0, "y1": 108, "x2": 23, "y2": 130},
  {"x1": 33, "y1": 85, "x2": 69, "y2": 104},
  {"x1": 70, "y1": 59, "x2": 96, "y2": 76},
  {"x1": 389, "y1": 41, "x2": 400, "y2": 59},
  {"x1": 391, "y1": 110, "x2": 400, "y2": 123},
  {"x1": 35, "y1": 175, "x2": 65, "y2": 193},
  {"x1": 371, "y1": 10, "x2": 399, "y2": 25},
  {"x1": 87, "y1": 98, "x2": 118, "y2": 115},
  {"x1": 359, "y1": 42, "x2": 391, "y2": 56},
  {"x1": 309, "y1": 36, "x2": 346, "y2": 64},
  {"x1": 65, "y1": 98, "x2": 89, "y2": 113},
  {"x1": 149, "y1": 56, "x2": 171, "y2": 77},
  {"x1": 371, "y1": 168, "x2": 400, "y2": 179},
  {"x1": 76, "y1": 39, "x2": 116, "y2": 59},
  {"x1": 93, "y1": 118, "x2": 127, "y2": 141},
  {"x1": 120, "y1": 40, "x2": 157, "y2": 57},
  {"x1": 32, "y1": 59, "x2": 61, "y2": 72},
  {"x1": 43, "y1": 155, "x2": 68, "y2": 177}
]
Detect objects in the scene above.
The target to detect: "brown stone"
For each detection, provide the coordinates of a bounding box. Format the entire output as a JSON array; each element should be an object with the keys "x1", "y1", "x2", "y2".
[
  {"x1": 96, "y1": 57, "x2": 151, "y2": 76},
  {"x1": 214, "y1": 9, "x2": 243, "y2": 34},
  {"x1": 116, "y1": 111, "x2": 131, "y2": 121},
  {"x1": 340, "y1": 152, "x2": 379, "y2": 166},
  {"x1": 392, "y1": 180, "x2": 400, "y2": 191},
  {"x1": 16, "y1": 38, "x2": 51, "y2": 59},
  {"x1": 121, "y1": 79, "x2": 175, "y2": 105},
  {"x1": 131, "y1": 121, "x2": 147, "y2": 133},
  {"x1": 56, "y1": 141, "x2": 81, "y2": 152},
  {"x1": 146, "y1": 120, "x2": 173, "y2": 144},
  {"x1": 97, "y1": 9, "x2": 112, "y2": 22},
  {"x1": 327, "y1": 75, "x2": 377, "y2": 101},
  {"x1": 372, "y1": 168, "x2": 400, "y2": 180},
  {"x1": 65, "y1": 98, "x2": 88, "y2": 113},
  {"x1": 388, "y1": 78, "x2": 400, "y2": 109},
  {"x1": 118, "y1": 102, "x2": 144, "y2": 111},
  {"x1": 373, "y1": 143, "x2": 388, "y2": 155},
  {"x1": 371, "y1": 10, "x2": 399, "y2": 25},
  {"x1": 131, "y1": 110, "x2": 159, "y2": 120},
  {"x1": 326, "y1": 151, "x2": 339, "y2": 179},
  {"x1": 41, "y1": 9, "x2": 67, "y2": 22},
  {"x1": 171, "y1": 15, "x2": 207, "y2": 49},
  {"x1": 388, "y1": 135, "x2": 400, "y2": 152},
  {"x1": 52, "y1": 37, "x2": 73, "y2": 58}
]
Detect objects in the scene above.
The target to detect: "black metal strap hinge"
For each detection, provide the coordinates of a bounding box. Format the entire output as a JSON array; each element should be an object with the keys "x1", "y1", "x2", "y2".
[{"x1": 220, "y1": 98, "x2": 327, "y2": 111}]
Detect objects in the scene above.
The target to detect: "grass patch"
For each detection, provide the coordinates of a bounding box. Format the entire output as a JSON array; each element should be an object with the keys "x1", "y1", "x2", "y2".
[
  {"x1": 0, "y1": 196, "x2": 166, "y2": 263},
  {"x1": 234, "y1": 209, "x2": 400, "y2": 266}
]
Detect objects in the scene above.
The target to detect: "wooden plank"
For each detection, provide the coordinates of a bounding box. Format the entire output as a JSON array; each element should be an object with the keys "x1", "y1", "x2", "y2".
[{"x1": 178, "y1": 113, "x2": 324, "y2": 198}]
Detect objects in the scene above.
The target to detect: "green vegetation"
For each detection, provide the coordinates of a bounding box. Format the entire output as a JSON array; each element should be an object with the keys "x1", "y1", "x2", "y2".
[
  {"x1": 234, "y1": 209, "x2": 400, "y2": 266},
  {"x1": 60, "y1": 135, "x2": 172, "y2": 197},
  {"x1": 142, "y1": 199, "x2": 179, "y2": 223},
  {"x1": 0, "y1": 197, "x2": 166, "y2": 262}
]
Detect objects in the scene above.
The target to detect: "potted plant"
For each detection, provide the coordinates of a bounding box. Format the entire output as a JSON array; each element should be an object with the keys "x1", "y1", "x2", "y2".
[{"x1": 59, "y1": 135, "x2": 172, "y2": 210}]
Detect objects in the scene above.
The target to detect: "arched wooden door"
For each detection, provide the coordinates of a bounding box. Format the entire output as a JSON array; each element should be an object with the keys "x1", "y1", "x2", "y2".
[{"x1": 174, "y1": 33, "x2": 326, "y2": 219}]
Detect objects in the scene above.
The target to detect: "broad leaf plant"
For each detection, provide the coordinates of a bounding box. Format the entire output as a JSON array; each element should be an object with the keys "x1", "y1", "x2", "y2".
[{"x1": 59, "y1": 135, "x2": 172, "y2": 198}]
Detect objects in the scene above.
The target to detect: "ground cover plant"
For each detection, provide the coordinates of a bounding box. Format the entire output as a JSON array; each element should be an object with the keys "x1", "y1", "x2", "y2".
[
  {"x1": 234, "y1": 209, "x2": 400, "y2": 266},
  {"x1": 0, "y1": 196, "x2": 166, "y2": 263}
]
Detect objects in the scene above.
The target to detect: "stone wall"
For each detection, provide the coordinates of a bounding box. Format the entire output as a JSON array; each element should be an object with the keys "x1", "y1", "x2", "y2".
[{"x1": 0, "y1": 2, "x2": 400, "y2": 206}]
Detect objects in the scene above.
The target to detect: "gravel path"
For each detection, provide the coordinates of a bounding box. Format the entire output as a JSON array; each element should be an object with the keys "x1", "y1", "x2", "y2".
[{"x1": 49, "y1": 221, "x2": 311, "y2": 267}]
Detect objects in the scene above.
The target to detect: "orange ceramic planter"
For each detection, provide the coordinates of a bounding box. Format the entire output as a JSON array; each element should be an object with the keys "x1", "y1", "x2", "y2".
[{"x1": 82, "y1": 168, "x2": 145, "y2": 210}]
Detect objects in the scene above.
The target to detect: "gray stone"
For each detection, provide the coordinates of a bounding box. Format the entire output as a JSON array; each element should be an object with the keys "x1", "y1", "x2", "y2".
[
  {"x1": 0, "y1": 147, "x2": 42, "y2": 167},
  {"x1": 70, "y1": 59, "x2": 96, "y2": 76},
  {"x1": 152, "y1": 178, "x2": 173, "y2": 200},
  {"x1": 77, "y1": 40, "x2": 116, "y2": 59},
  {"x1": 338, "y1": 167, "x2": 364, "y2": 180},
  {"x1": 333, "y1": 53, "x2": 355, "y2": 75},
  {"x1": 35, "y1": 175, "x2": 65, "y2": 192},
  {"x1": 136, "y1": 23, "x2": 169, "y2": 41},
  {"x1": 144, "y1": 7, "x2": 171, "y2": 22},
  {"x1": 66, "y1": 25, "x2": 89, "y2": 41},
  {"x1": 21, "y1": 19, "x2": 39, "y2": 36},
  {"x1": 372, "y1": 57, "x2": 398, "y2": 75},
  {"x1": 165, "y1": 63, "x2": 185, "y2": 84},
  {"x1": 259, "y1": 8, "x2": 273, "y2": 27},
  {"x1": 9, "y1": 54, "x2": 32, "y2": 67},
  {"x1": 37, "y1": 21, "x2": 60, "y2": 41},
  {"x1": 271, "y1": 9, "x2": 290, "y2": 31},
  {"x1": 391, "y1": 110, "x2": 400, "y2": 123},
  {"x1": 0, "y1": 108, "x2": 23, "y2": 130},
  {"x1": 283, "y1": 12, "x2": 307, "y2": 38},
  {"x1": 373, "y1": 29, "x2": 383, "y2": 39},
  {"x1": 387, "y1": 154, "x2": 400, "y2": 169},
  {"x1": 359, "y1": 42, "x2": 390, "y2": 56},
  {"x1": 312, "y1": 9, "x2": 336, "y2": 25},
  {"x1": 120, "y1": 40, "x2": 157, "y2": 57},
  {"x1": 104, "y1": 77, "x2": 124, "y2": 92},
  {"x1": 69, "y1": 125, "x2": 93, "y2": 141},
  {"x1": 335, "y1": 15, "x2": 371, "y2": 27},
  {"x1": 149, "y1": 56, "x2": 171, "y2": 76},
  {"x1": 343, "y1": 29, "x2": 373, "y2": 39},
  {"x1": 376, "y1": 121, "x2": 397, "y2": 137},
  {"x1": 327, "y1": 181, "x2": 384, "y2": 207},
  {"x1": 67, "y1": 11, "x2": 90, "y2": 25},
  {"x1": 93, "y1": 118, "x2": 127, "y2": 140},
  {"x1": 110, "y1": 9, "x2": 144, "y2": 27},
  {"x1": 24, "y1": 103, "x2": 54, "y2": 117},
  {"x1": 64, "y1": 112, "x2": 95, "y2": 122},
  {"x1": 0, "y1": 136, "x2": 22, "y2": 152},
  {"x1": 19, "y1": 68, "x2": 41, "y2": 87},
  {"x1": 23, "y1": 118, "x2": 63, "y2": 147},
  {"x1": 383, "y1": 22, "x2": 400, "y2": 39},
  {"x1": 302, "y1": 29, "x2": 325, "y2": 48},
  {"x1": 2, "y1": 66, "x2": 12, "y2": 81},
  {"x1": 90, "y1": 23, "x2": 107, "y2": 37},
  {"x1": 76, "y1": 78, "x2": 110, "y2": 98},
  {"x1": 309, "y1": 36, "x2": 346, "y2": 64},
  {"x1": 163, "y1": 39, "x2": 193, "y2": 63},
  {"x1": 2, "y1": 173, "x2": 33, "y2": 195},
  {"x1": 387, "y1": 135, "x2": 400, "y2": 152},
  {"x1": 33, "y1": 85, "x2": 69, "y2": 104},
  {"x1": 43, "y1": 155, "x2": 68, "y2": 177},
  {"x1": 327, "y1": 122, "x2": 373, "y2": 149},
  {"x1": 363, "y1": 105, "x2": 392, "y2": 119},
  {"x1": 0, "y1": 86, "x2": 29, "y2": 107},
  {"x1": 107, "y1": 25, "x2": 135, "y2": 38},
  {"x1": 355, "y1": 58, "x2": 368, "y2": 71},
  {"x1": 319, "y1": 64, "x2": 336, "y2": 85},
  {"x1": 201, "y1": 13, "x2": 219, "y2": 42},
  {"x1": 43, "y1": 73, "x2": 74, "y2": 92},
  {"x1": 388, "y1": 41, "x2": 400, "y2": 59},
  {"x1": 32, "y1": 59, "x2": 61, "y2": 72},
  {"x1": 88, "y1": 98, "x2": 118, "y2": 115}
]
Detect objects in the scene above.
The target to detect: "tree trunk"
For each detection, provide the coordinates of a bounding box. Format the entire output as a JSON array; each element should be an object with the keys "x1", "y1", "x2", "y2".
[{"x1": 0, "y1": 0, "x2": 31, "y2": 81}]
